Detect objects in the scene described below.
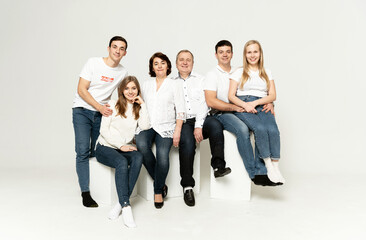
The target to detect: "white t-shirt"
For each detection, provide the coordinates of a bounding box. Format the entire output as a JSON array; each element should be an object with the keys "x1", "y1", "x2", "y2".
[
  {"x1": 203, "y1": 65, "x2": 235, "y2": 103},
  {"x1": 230, "y1": 67, "x2": 273, "y2": 98},
  {"x1": 141, "y1": 78, "x2": 186, "y2": 138},
  {"x1": 72, "y1": 57, "x2": 128, "y2": 111}
]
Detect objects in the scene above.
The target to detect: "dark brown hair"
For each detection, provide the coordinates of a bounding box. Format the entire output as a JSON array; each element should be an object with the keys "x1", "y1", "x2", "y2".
[
  {"x1": 148, "y1": 52, "x2": 172, "y2": 77},
  {"x1": 115, "y1": 76, "x2": 141, "y2": 120},
  {"x1": 215, "y1": 40, "x2": 233, "y2": 53},
  {"x1": 109, "y1": 36, "x2": 128, "y2": 49}
]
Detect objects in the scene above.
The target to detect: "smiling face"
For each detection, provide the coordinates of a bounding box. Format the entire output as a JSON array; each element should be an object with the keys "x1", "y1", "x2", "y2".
[
  {"x1": 123, "y1": 81, "x2": 138, "y2": 102},
  {"x1": 245, "y1": 43, "x2": 261, "y2": 67},
  {"x1": 176, "y1": 52, "x2": 193, "y2": 77},
  {"x1": 107, "y1": 40, "x2": 127, "y2": 63},
  {"x1": 152, "y1": 57, "x2": 168, "y2": 78},
  {"x1": 215, "y1": 45, "x2": 233, "y2": 66}
]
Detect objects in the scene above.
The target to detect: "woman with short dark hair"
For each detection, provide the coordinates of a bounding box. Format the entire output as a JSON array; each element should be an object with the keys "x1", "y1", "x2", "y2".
[{"x1": 136, "y1": 52, "x2": 185, "y2": 209}]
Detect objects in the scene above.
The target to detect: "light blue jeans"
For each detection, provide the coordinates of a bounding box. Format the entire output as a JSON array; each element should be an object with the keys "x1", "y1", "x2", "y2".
[
  {"x1": 72, "y1": 107, "x2": 102, "y2": 192},
  {"x1": 214, "y1": 112, "x2": 267, "y2": 179},
  {"x1": 234, "y1": 95, "x2": 280, "y2": 160}
]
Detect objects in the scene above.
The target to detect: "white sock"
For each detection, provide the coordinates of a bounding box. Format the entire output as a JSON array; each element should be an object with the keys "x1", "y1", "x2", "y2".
[
  {"x1": 263, "y1": 158, "x2": 280, "y2": 183},
  {"x1": 272, "y1": 161, "x2": 285, "y2": 183},
  {"x1": 108, "y1": 202, "x2": 122, "y2": 220},
  {"x1": 183, "y1": 186, "x2": 193, "y2": 192},
  {"x1": 122, "y1": 206, "x2": 137, "y2": 228}
]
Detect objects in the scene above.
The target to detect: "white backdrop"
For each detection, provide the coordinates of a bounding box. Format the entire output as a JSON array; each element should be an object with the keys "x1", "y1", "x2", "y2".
[{"x1": 0, "y1": 0, "x2": 365, "y2": 175}]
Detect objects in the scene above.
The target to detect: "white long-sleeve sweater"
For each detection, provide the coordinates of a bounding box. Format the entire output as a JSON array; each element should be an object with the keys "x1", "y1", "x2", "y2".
[{"x1": 97, "y1": 99, "x2": 150, "y2": 149}]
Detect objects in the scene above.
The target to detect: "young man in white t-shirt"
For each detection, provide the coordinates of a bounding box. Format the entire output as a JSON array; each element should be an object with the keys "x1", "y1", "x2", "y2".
[
  {"x1": 72, "y1": 36, "x2": 128, "y2": 207},
  {"x1": 203, "y1": 40, "x2": 278, "y2": 186}
]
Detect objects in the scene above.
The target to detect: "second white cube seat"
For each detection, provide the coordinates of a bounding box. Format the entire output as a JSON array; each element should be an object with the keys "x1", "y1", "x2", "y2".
[{"x1": 210, "y1": 131, "x2": 252, "y2": 201}]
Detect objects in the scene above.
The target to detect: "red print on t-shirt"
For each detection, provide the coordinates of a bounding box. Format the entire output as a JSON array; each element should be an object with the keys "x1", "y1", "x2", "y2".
[{"x1": 101, "y1": 76, "x2": 114, "y2": 82}]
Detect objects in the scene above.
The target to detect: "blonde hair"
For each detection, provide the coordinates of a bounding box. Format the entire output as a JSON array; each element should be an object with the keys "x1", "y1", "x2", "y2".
[{"x1": 239, "y1": 40, "x2": 270, "y2": 90}]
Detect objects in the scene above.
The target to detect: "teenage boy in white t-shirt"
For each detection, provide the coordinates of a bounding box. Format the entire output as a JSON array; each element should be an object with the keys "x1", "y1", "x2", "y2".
[
  {"x1": 203, "y1": 40, "x2": 278, "y2": 186},
  {"x1": 72, "y1": 36, "x2": 128, "y2": 207}
]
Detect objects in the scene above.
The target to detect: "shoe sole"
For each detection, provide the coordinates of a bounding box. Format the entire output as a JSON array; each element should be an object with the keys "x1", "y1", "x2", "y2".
[{"x1": 214, "y1": 169, "x2": 232, "y2": 178}]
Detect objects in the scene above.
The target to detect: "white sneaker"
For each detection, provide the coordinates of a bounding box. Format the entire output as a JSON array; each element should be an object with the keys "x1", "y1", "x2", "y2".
[
  {"x1": 122, "y1": 206, "x2": 137, "y2": 228},
  {"x1": 108, "y1": 203, "x2": 122, "y2": 220}
]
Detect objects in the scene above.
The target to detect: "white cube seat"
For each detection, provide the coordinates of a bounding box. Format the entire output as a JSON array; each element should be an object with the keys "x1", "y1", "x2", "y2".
[
  {"x1": 210, "y1": 130, "x2": 251, "y2": 201},
  {"x1": 89, "y1": 157, "x2": 137, "y2": 206}
]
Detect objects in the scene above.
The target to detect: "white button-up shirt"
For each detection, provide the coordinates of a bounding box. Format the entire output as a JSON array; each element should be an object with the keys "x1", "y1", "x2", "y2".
[
  {"x1": 174, "y1": 72, "x2": 208, "y2": 128},
  {"x1": 203, "y1": 65, "x2": 235, "y2": 103},
  {"x1": 141, "y1": 77, "x2": 186, "y2": 138}
]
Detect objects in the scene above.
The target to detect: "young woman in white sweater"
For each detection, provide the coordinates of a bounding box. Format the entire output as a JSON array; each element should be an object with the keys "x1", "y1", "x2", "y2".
[
  {"x1": 228, "y1": 40, "x2": 285, "y2": 184},
  {"x1": 95, "y1": 76, "x2": 150, "y2": 228}
]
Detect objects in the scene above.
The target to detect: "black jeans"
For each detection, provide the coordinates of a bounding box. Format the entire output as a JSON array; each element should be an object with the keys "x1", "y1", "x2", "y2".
[{"x1": 179, "y1": 116, "x2": 226, "y2": 188}]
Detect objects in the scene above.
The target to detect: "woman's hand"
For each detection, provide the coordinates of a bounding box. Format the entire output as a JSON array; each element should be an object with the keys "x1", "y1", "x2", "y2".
[
  {"x1": 133, "y1": 96, "x2": 144, "y2": 105},
  {"x1": 120, "y1": 145, "x2": 137, "y2": 152},
  {"x1": 173, "y1": 129, "x2": 181, "y2": 147},
  {"x1": 243, "y1": 102, "x2": 257, "y2": 113}
]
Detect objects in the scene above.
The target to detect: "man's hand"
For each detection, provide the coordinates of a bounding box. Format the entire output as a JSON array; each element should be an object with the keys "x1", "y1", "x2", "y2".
[
  {"x1": 173, "y1": 130, "x2": 181, "y2": 147},
  {"x1": 194, "y1": 128, "x2": 204, "y2": 143},
  {"x1": 262, "y1": 103, "x2": 275, "y2": 116},
  {"x1": 98, "y1": 104, "x2": 113, "y2": 117},
  {"x1": 233, "y1": 105, "x2": 245, "y2": 113},
  {"x1": 120, "y1": 145, "x2": 137, "y2": 152}
]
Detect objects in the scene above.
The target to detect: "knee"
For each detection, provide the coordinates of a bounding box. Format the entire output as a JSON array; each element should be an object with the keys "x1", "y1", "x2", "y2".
[
  {"x1": 205, "y1": 117, "x2": 223, "y2": 131},
  {"x1": 236, "y1": 125, "x2": 250, "y2": 138},
  {"x1": 134, "y1": 153, "x2": 144, "y2": 166},
  {"x1": 76, "y1": 145, "x2": 91, "y2": 158},
  {"x1": 179, "y1": 137, "x2": 195, "y2": 151},
  {"x1": 255, "y1": 124, "x2": 267, "y2": 135},
  {"x1": 267, "y1": 126, "x2": 280, "y2": 136},
  {"x1": 135, "y1": 139, "x2": 150, "y2": 153},
  {"x1": 116, "y1": 159, "x2": 128, "y2": 171}
]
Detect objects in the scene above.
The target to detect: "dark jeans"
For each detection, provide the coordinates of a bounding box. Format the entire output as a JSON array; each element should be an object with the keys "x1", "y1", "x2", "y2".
[
  {"x1": 179, "y1": 116, "x2": 226, "y2": 188},
  {"x1": 95, "y1": 143, "x2": 143, "y2": 207},
  {"x1": 135, "y1": 128, "x2": 173, "y2": 194},
  {"x1": 72, "y1": 107, "x2": 102, "y2": 192}
]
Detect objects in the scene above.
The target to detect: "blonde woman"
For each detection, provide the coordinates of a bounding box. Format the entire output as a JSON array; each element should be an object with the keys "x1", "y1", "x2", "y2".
[
  {"x1": 95, "y1": 76, "x2": 150, "y2": 227},
  {"x1": 228, "y1": 40, "x2": 285, "y2": 184}
]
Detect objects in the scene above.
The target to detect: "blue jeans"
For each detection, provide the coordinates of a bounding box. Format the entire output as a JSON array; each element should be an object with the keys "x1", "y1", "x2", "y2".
[
  {"x1": 214, "y1": 112, "x2": 267, "y2": 179},
  {"x1": 95, "y1": 143, "x2": 143, "y2": 207},
  {"x1": 234, "y1": 95, "x2": 280, "y2": 160},
  {"x1": 72, "y1": 107, "x2": 102, "y2": 192},
  {"x1": 179, "y1": 116, "x2": 226, "y2": 187},
  {"x1": 135, "y1": 128, "x2": 173, "y2": 194}
]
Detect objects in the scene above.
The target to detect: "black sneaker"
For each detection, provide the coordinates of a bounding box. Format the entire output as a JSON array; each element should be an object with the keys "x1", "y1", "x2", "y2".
[
  {"x1": 214, "y1": 167, "x2": 232, "y2": 178},
  {"x1": 251, "y1": 175, "x2": 278, "y2": 186}
]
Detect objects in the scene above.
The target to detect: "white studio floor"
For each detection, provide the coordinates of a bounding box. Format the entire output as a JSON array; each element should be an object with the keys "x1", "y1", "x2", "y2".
[{"x1": 0, "y1": 163, "x2": 365, "y2": 240}]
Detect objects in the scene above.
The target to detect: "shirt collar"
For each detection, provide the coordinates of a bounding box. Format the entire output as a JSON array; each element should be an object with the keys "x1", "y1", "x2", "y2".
[
  {"x1": 176, "y1": 71, "x2": 197, "y2": 80},
  {"x1": 216, "y1": 65, "x2": 234, "y2": 74}
]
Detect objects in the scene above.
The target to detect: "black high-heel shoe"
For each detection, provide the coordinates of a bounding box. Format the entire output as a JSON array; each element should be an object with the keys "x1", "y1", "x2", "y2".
[
  {"x1": 162, "y1": 185, "x2": 168, "y2": 198},
  {"x1": 154, "y1": 194, "x2": 164, "y2": 209}
]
